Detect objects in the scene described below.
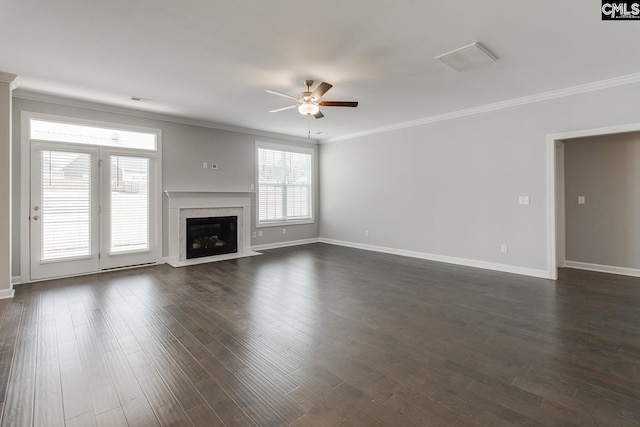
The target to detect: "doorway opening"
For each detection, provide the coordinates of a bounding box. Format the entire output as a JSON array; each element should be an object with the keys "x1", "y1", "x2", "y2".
[{"x1": 546, "y1": 122, "x2": 640, "y2": 279}]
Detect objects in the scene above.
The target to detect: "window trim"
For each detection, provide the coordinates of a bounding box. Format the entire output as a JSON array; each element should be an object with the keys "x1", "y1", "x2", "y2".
[{"x1": 255, "y1": 141, "x2": 314, "y2": 228}]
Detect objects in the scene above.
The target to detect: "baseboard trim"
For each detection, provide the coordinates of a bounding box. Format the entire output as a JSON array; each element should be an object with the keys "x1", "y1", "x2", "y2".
[
  {"x1": 320, "y1": 238, "x2": 550, "y2": 279},
  {"x1": 25, "y1": 261, "x2": 164, "y2": 284},
  {"x1": 252, "y1": 238, "x2": 320, "y2": 252},
  {"x1": 564, "y1": 260, "x2": 640, "y2": 278},
  {"x1": 11, "y1": 276, "x2": 23, "y2": 285},
  {"x1": 0, "y1": 289, "x2": 15, "y2": 299}
]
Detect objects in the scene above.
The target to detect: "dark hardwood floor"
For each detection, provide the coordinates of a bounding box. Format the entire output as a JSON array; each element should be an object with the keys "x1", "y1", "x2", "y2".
[{"x1": 1, "y1": 243, "x2": 639, "y2": 426}]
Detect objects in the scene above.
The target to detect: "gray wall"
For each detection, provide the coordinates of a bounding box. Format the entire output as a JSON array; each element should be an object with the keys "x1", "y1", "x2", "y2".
[
  {"x1": 564, "y1": 132, "x2": 640, "y2": 269},
  {"x1": 319, "y1": 82, "x2": 640, "y2": 274},
  {"x1": 12, "y1": 97, "x2": 319, "y2": 278}
]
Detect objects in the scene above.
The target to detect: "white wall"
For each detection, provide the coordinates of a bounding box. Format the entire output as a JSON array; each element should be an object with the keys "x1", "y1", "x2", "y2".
[
  {"x1": 319, "y1": 82, "x2": 640, "y2": 277},
  {"x1": 12, "y1": 96, "x2": 319, "y2": 279}
]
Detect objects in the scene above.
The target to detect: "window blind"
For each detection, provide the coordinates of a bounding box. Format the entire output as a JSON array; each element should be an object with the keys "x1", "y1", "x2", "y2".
[
  {"x1": 110, "y1": 155, "x2": 150, "y2": 253},
  {"x1": 40, "y1": 150, "x2": 92, "y2": 261},
  {"x1": 257, "y1": 146, "x2": 312, "y2": 225}
]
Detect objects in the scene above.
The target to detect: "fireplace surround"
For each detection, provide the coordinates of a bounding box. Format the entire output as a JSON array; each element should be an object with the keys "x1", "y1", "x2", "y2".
[{"x1": 165, "y1": 191, "x2": 260, "y2": 267}]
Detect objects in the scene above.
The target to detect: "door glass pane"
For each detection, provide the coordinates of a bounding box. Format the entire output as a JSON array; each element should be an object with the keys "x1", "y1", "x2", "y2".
[
  {"x1": 41, "y1": 150, "x2": 92, "y2": 260},
  {"x1": 110, "y1": 155, "x2": 149, "y2": 253}
]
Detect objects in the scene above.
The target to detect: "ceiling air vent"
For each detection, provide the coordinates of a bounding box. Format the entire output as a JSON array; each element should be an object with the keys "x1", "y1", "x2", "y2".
[{"x1": 435, "y1": 42, "x2": 497, "y2": 72}]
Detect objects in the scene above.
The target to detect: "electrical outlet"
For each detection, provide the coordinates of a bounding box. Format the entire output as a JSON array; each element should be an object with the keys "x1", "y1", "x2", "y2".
[
  {"x1": 519, "y1": 196, "x2": 529, "y2": 205},
  {"x1": 578, "y1": 196, "x2": 586, "y2": 205},
  {"x1": 258, "y1": 231, "x2": 263, "y2": 237},
  {"x1": 500, "y1": 244, "x2": 508, "y2": 253},
  {"x1": 202, "y1": 162, "x2": 207, "y2": 169},
  {"x1": 250, "y1": 183, "x2": 255, "y2": 190},
  {"x1": 365, "y1": 230, "x2": 369, "y2": 237},
  {"x1": 282, "y1": 228, "x2": 287, "y2": 235}
]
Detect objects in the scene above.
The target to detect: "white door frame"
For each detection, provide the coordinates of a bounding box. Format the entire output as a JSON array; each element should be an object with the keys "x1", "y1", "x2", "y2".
[
  {"x1": 20, "y1": 111, "x2": 163, "y2": 283},
  {"x1": 546, "y1": 122, "x2": 640, "y2": 280}
]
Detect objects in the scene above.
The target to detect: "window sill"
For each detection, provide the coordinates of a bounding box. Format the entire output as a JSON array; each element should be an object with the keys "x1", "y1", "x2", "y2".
[{"x1": 256, "y1": 219, "x2": 315, "y2": 228}]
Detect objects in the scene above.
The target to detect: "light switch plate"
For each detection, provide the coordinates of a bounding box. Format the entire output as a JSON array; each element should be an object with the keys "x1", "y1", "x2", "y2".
[
  {"x1": 578, "y1": 196, "x2": 586, "y2": 205},
  {"x1": 519, "y1": 196, "x2": 529, "y2": 205}
]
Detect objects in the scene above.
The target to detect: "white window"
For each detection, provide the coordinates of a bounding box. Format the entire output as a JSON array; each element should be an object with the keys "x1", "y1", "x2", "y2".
[
  {"x1": 30, "y1": 119, "x2": 156, "y2": 150},
  {"x1": 256, "y1": 142, "x2": 313, "y2": 226}
]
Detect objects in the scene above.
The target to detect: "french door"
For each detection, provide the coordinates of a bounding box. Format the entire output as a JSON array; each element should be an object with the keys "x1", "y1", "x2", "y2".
[{"x1": 30, "y1": 142, "x2": 157, "y2": 281}]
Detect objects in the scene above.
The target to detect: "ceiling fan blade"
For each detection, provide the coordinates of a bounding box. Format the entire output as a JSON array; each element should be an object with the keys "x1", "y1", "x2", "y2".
[
  {"x1": 318, "y1": 101, "x2": 358, "y2": 107},
  {"x1": 311, "y1": 82, "x2": 333, "y2": 99},
  {"x1": 313, "y1": 110, "x2": 324, "y2": 119},
  {"x1": 265, "y1": 89, "x2": 298, "y2": 101},
  {"x1": 269, "y1": 105, "x2": 296, "y2": 113}
]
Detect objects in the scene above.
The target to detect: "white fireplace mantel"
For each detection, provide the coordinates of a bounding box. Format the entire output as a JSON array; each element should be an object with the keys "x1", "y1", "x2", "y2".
[{"x1": 165, "y1": 191, "x2": 260, "y2": 267}]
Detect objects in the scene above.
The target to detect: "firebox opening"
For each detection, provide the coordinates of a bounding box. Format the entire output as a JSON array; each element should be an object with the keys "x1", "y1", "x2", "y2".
[{"x1": 186, "y1": 216, "x2": 238, "y2": 259}]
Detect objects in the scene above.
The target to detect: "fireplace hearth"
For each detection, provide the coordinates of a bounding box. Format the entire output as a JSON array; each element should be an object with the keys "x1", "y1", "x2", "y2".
[{"x1": 186, "y1": 216, "x2": 238, "y2": 259}]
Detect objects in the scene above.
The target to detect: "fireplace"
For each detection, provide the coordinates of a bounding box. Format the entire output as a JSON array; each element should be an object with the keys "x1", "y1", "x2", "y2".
[
  {"x1": 186, "y1": 216, "x2": 238, "y2": 259},
  {"x1": 165, "y1": 191, "x2": 260, "y2": 267}
]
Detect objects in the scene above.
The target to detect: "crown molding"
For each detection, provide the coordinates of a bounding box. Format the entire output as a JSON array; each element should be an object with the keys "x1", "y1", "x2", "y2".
[
  {"x1": 324, "y1": 72, "x2": 640, "y2": 143},
  {"x1": 12, "y1": 71, "x2": 640, "y2": 145},
  {"x1": 12, "y1": 89, "x2": 318, "y2": 144},
  {"x1": 0, "y1": 72, "x2": 19, "y2": 90}
]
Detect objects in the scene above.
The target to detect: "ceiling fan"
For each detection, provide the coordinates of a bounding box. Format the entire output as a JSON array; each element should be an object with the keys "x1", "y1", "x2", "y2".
[{"x1": 266, "y1": 80, "x2": 358, "y2": 119}]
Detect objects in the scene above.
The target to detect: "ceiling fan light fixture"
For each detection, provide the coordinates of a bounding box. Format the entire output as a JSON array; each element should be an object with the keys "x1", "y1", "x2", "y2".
[{"x1": 298, "y1": 102, "x2": 320, "y2": 116}]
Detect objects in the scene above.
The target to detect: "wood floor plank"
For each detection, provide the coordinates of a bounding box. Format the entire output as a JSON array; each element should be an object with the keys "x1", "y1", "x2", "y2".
[
  {"x1": 33, "y1": 293, "x2": 63, "y2": 427},
  {"x1": 185, "y1": 402, "x2": 225, "y2": 427},
  {"x1": 2, "y1": 244, "x2": 640, "y2": 426},
  {"x1": 0, "y1": 377, "x2": 34, "y2": 427},
  {"x1": 137, "y1": 372, "x2": 192, "y2": 427},
  {"x1": 178, "y1": 303, "x2": 300, "y2": 393},
  {"x1": 193, "y1": 378, "x2": 255, "y2": 427},
  {"x1": 33, "y1": 360, "x2": 64, "y2": 427},
  {"x1": 0, "y1": 303, "x2": 23, "y2": 407},
  {"x1": 285, "y1": 384, "x2": 346, "y2": 427},
  {"x1": 94, "y1": 407, "x2": 128, "y2": 427},
  {"x1": 231, "y1": 364, "x2": 306, "y2": 423},
  {"x1": 89, "y1": 378, "x2": 120, "y2": 417},
  {"x1": 101, "y1": 348, "x2": 160, "y2": 427},
  {"x1": 1, "y1": 298, "x2": 37, "y2": 427},
  {"x1": 59, "y1": 357, "x2": 93, "y2": 420},
  {"x1": 138, "y1": 341, "x2": 205, "y2": 412},
  {"x1": 198, "y1": 356, "x2": 287, "y2": 426},
  {"x1": 65, "y1": 411, "x2": 96, "y2": 427}
]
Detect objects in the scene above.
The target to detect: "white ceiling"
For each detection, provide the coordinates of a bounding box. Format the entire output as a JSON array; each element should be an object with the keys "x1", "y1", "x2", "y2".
[{"x1": 2, "y1": 1, "x2": 639, "y2": 141}]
